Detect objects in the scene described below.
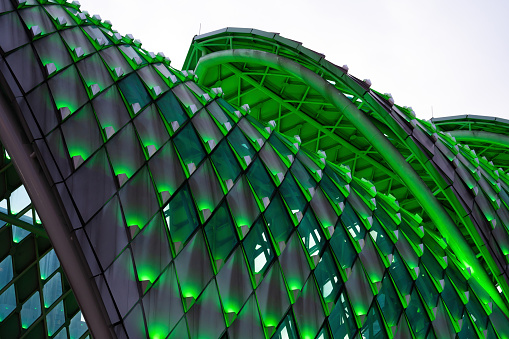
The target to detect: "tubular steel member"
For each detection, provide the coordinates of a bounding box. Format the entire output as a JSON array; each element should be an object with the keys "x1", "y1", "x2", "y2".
[
  {"x1": 195, "y1": 48, "x2": 509, "y2": 316},
  {"x1": 449, "y1": 130, "x2": 509, "y2": 149}
]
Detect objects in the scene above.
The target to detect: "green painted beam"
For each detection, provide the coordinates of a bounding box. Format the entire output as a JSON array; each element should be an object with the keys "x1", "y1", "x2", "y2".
[
  {"x1": 449, "y1": 130, "x2": 509, "y2": 149},
  {"x1": 0, "y1": 210, "x2": 47, "y2": 239}
]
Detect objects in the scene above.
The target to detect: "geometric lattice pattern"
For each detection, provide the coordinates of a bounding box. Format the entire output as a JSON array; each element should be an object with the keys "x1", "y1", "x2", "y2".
[
  {"x1": 0, "y1": 183, "x2": 89, "y2": 338},
  {"x1": 1, "y1": 1, "x2": 509, "y2": 339}
]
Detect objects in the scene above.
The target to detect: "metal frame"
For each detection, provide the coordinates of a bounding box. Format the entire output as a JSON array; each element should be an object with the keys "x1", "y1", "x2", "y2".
[{"x1": 194, "y1": 48, "x2": 509, "y2": 315}]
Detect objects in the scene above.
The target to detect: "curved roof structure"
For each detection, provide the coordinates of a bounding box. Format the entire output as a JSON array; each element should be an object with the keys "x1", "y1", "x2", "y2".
[
  {"x1": 0, "y1": 2, "x2": 509, "y2": 339},
  {"x1": 432, "y1": 115, "x2": 509, "y2": 171}
]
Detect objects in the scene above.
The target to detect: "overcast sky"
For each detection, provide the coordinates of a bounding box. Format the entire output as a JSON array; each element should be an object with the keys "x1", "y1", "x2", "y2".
[{"x1": 81, "y1": 0, "x2": 509, "y2": 120}]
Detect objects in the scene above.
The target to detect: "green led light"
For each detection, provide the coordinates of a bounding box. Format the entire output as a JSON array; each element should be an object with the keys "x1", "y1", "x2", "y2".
[
  {"x1": 67, "y1": 146, "x2": 89, "y2": 160},
  {"x1": 114, "y1": 166, "x2": 135, "y2": 178},
  {"x1": 137, "y1": 267, "x2": 158, "y2": 284},
  {"x1": 148, "y1": 324, "x2": 169, "y2": 339},
  {"x1": 55, "y1": 100, "x2": 77, "y2": 114}
]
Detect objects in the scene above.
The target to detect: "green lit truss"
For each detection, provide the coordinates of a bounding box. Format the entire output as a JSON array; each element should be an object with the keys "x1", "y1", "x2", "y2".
[{"x1": 0, "y1": 1, "x2": 509, "y2": 339}]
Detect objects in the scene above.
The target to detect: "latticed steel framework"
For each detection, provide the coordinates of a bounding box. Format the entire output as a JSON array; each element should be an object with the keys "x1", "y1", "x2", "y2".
[
  {"x1": 0, "y1": 1, "x2": 509, "y2": 338},
  {"x1": 0, "y1": 183, "x2": 89, "y2": 338}
]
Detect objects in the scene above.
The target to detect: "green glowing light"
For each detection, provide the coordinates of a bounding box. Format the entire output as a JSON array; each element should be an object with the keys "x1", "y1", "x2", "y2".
[
  {"x1": 158, "y1": 185, "x2": 175, "y2": 195},
  {"x1": 114, "y1": 166, "x2": 135, "y2": 178},
  {"x1": 67, "y1": 146, "x2": 90, "y2": 160},
  {"x1": 137, "y1": 267, "x2": 158, "y2": 283},
  {"x1": 55, "y1": 100, "x2": 77, "y2": 114},
  {"x1": 196, "y1": 201, "x2": 214, "y2": 212},
  {"x1": 126, "y1": 218, "x2": 144, "y2": 230},
  {"x1": 148, "y1": 323, "x2": 169, "y2": 339}
]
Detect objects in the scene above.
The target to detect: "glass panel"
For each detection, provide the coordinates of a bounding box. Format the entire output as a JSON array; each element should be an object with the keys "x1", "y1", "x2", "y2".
[
  {"x1": 192, "y1": 109, "x2": 223, "y2": 153},
  {"x1": 329, "y1": 219, "x2": 356, "y2": 269},
  {"x1": 83, "y1": 26, "x2": 111, "y2": 47},
  {"x1": 328, "y1": 291, "x2": 356, "y2": 339},
  {"x1": 53, "y1": 328, "x2": 68, "y2": 339},
  {"x1": 61, "y1": 27, "x2": 95, "y2": 58},
  {"x1": 298, "y1": 210, "x2": 325, "y2": 258},
  {"x1": 243, "y1": 219, "x2": 274, "y2": 277},
  {"x1": 131, "y1": 214, "x2": 172, "y2": 285},
  {"x1": 256, "y1": 263, "x2": 290, "y2": 331},
  {"x1": 186, "y1": 280, "x2": 225, "y2": 339},
  {"x1": 40, "y1": 249, "x2": 60, "y2": 280},
  {"x1": 0, "y1": 285, "x2": 16, "y2": 321},
  {"x1": 293, "y1": 276, "x2": 325, "y2": 339},
  {"x1": 143, "y1": 265, "x2": 183, "y2": 339},
  {"x1": 314, "y1": 248, "x2": 342, "y2": 309},
  {"x1": 279, "y1": 174, "x2": 307, "y2": 219},
  {"x1": 279, "y1": 233, "x2": 310, "y2": 295},
  {"x1": 389, "y1": 250, "x2": 413, "y2": 296},
  {"x1": 406, "y1": 288, "x2": 430, "y2": 339},
  {"x1": 133, "y1": 104, "x2": 170, "y2": 152},
  {"x1": 137, "y1": 64, "x2": 169, "y2": 95},
  {"x1": 119, "y1": 166, "x2": 159, "y2": 232},
  {"x1": 258, "y1": 142, "x2": 287, "y2": 183},
  {"x1": 106, "y1": 123, "x2": 145, "y2": 179},
  {"x1": 148, "y1": 141, "x2": 185, "y2": 198},
  {"x1": 117, "y1": 73, "x2": 151, "y2": 112},
  {"x1": 290, "y1": 159, "x2": 316, "y2": 199},
  {"x1": 272, "y1": 313, "x2": 298, "y2": 339},
  {"x1": 20, "y1": 6, "x2": 56, "y2": 35},
  {"x1": 61, "y1": 103, "x2": 102, "y2": 162},
  {"x1": 204, "y1": 202, "x2": 237, "y2": 267},
  {"x1": 48, "y1": 65, "x2": 88, "y2": 114},
  {"x1": 46, "y1": 301, "x2": 65, "y2": 336},
  {"x1": 171, "y1": 83, "x2": 201, "y2": 112},
  {"x1": 5, "y1": 44, "x2": 44, "y2": 93},
  {"x1": 173, "y1": 124, "x2": 206, "y2": 173},
  {"x1": 76, "y1": 53, "x2": 113, "y2": 96},
  {"x1": 0, "y1": 256, "x2": 13, "y2": 290},
  {"x1": 9, "y1": 185, "x2": 31, "y2": 214},
  {"x1": 206, "y1": 101, "x2": 234, "y2": 133},
  {"x1": 188, "y1": 159, "x2": 223, "y2": 222},
  {"x1": 246, "y1": 158, "x2": 275, "y2": 203},
  {"x1": 43, "y1": 272, "x2": 62, "y2": 308},
  {"x1": 21, "y1": 291, "x2": 41, "y2": 329},
  {"x1": 210, "y1": 139, "x2": 242, "y2": 186},
  {"x1": 264, "y1": 194, "x2": 293, "y2": 245},
  {"x1": 164, "y1": 184, "x2": 199, "y2": 248},
  {"x1": 341, "y1": 202, "x2": 366, "y2": 241},
  {"x1": 227, "y1": 294, "x2": 265, "y2": 339},
  {"x1": 12, "y1": 225, "x2": 30, "y2": 243},
  {"x1": 156, "y1": 90, "x2": 188, "y2": 132},
  {"x1": 215, "y1": 247, "x2": 252, "y2": 322},
  {"x1": 92, "y1": 85, "x2": 130, "y2": 134},
  {"x1": 99, "y1": 46, "x2": 134, "y2": 77},
  {"x1": 227, "y1": 127, "x2": 255, "y2": 167},
  {"x1": 227, "y1": 176, "x2": 260, "y2": 232},
  {"x1": 119, "y1": 45, "x2": 146, "y2": 67},
  {"x1": 174, "y1": 232, "x2": 213, "y2": 308},
  {"x1": 377, "y1": 274, "x2": 403, "y2": 327},
  {"x1": 0, "y1": 12, "x2": 29, "y2": 53},
  {"x1": 69, "y1": 311, "x2": 88, "y2": 339},
  {"x1": 360, "y1": 303, "x2": 386, "y2": 339}
]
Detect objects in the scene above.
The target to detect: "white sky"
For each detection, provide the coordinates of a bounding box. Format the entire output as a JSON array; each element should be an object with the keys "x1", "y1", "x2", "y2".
[{"x1": 81, "y1": 0, "x2": 509, "y2": 120}]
